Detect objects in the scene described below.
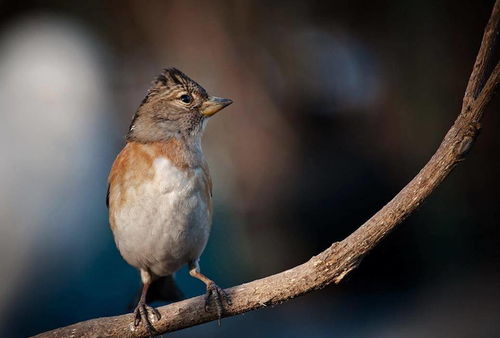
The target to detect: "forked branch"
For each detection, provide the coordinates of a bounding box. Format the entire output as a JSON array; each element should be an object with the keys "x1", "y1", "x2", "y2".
[{"x1": 34, "y1": 1, "x2": 500, "y2": 337}]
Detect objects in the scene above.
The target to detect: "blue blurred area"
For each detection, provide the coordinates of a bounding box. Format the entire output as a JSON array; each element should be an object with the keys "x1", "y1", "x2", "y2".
[{"x1": 0, "y1": 1, "x2": 499, "y2": 337}]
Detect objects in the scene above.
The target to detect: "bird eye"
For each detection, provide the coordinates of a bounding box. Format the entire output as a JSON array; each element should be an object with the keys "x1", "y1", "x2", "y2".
[{"x1": 179, "y1": 94, "x2": 192, "y2": 104}]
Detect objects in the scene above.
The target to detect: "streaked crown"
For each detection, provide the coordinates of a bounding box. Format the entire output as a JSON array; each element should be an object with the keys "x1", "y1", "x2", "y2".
[{"x1": 126, "y1": 68, "x2": 232, "y2": 143}]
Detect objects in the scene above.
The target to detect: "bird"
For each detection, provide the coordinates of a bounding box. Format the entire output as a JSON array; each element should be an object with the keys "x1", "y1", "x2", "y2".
[{"x1": 107, "y1": 68, "x2": 233, "y2": 333}]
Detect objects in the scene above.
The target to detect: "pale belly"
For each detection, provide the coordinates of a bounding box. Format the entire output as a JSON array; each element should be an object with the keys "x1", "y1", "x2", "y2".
[{"x1": 110, "y1": 157, "x2": 211, "y2": 277}]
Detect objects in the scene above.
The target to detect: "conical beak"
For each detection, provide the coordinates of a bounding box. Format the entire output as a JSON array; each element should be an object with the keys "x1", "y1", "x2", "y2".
[{"x1": 201, "y1": 96, "x2": 233, "y2": 117}]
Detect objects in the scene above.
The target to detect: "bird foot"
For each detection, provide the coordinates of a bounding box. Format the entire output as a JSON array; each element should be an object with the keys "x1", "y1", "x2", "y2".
[
  {"x1": 133, "y1": 301, "x2": 161, "y2": 336},
  {"x1": 204, "y1": 282, "x2": 231, "y2": 325}
]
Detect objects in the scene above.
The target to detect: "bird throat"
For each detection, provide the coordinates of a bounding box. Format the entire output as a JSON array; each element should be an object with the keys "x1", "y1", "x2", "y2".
[{"x1": 127, "y1": 112, "x2": 205, "y2": 144}]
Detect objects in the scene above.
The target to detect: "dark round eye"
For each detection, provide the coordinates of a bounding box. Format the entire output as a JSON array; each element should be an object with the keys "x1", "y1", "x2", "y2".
[{"x1": 180, "y1": 94, "x2": 192, "y2": 104}]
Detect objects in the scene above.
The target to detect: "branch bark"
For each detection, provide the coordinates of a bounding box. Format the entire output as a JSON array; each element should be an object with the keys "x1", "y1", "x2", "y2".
[{"x1": 34, "y1": 2, "x2": 500, "y2": 337}]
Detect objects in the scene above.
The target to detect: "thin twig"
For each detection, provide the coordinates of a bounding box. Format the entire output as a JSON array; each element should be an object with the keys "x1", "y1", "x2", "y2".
[
  {"x1": 463, "y1": 0, "x2": 499, "y2": 107},
  {"x1": 34, "y1": 1, "x2": 500, "y2": 337}
]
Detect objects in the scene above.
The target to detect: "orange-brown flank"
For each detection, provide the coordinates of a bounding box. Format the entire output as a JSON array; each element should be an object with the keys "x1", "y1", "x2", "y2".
[{"x1": 107, "y1": 139, "x2": 212, "y2": 230}]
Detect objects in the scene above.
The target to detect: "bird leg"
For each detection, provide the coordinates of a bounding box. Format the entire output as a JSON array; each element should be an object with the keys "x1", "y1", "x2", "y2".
[
  {"x1": 189, "y1": 261, "x2": 231, "y2": 325},
  {"x1": 133, "y1": 281, "x2": 161, "y2": 335}
]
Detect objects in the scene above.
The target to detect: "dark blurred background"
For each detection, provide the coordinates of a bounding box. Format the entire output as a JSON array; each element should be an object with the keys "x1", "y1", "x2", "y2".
[{"x1": 0, "y1": 1, "x2": 499, "y2": 337}]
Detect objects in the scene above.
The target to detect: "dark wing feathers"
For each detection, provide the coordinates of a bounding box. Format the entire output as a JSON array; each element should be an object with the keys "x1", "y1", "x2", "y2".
[{"x1": 106, "y1": 184, "x2": 110, "y2": 209}]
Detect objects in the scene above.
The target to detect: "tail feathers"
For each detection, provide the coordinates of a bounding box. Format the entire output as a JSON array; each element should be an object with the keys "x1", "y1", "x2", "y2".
[
  {"x1": 128, "y1": 275, "x2": 184, "y2": 311},
  {"x1": 147, "y1": 275, "x2": 184, "y2": 303}
]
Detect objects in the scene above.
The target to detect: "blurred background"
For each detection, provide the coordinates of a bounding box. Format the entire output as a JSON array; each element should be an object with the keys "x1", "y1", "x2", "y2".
[{"x1": 0, "y1": 0, "x2": 499, "y2": 337}]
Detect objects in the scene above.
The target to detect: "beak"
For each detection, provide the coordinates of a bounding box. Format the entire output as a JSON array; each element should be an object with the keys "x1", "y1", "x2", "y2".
[{"x1": 201, "y1": 96, "x2": 233, "y2": 117}]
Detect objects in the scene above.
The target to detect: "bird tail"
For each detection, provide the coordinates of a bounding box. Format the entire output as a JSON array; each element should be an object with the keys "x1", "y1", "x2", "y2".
[{"x1": 128, "y1": 275, "x2": 184, "y2": 310}]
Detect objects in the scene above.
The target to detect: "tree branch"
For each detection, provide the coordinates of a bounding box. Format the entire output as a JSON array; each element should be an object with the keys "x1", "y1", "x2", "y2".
[{"x1": 34, "y1": 1, "x2": 500, "y2": 337}]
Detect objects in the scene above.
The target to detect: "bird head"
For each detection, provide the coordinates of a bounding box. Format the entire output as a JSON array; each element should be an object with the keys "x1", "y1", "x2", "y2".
[{"x1": 127, "y1": 68, "x2": 232, "y2": 142}]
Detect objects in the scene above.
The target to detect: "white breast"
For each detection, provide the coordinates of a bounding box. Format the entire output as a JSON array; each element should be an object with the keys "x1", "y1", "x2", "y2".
[{"x1": 112, "y1": 156, "x2": 211, "y2": 277}]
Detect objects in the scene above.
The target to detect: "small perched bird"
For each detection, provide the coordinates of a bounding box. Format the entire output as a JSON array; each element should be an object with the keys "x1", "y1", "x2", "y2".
[{"x1": 107, "y1": 68, "x2": 232, "y2": 333}]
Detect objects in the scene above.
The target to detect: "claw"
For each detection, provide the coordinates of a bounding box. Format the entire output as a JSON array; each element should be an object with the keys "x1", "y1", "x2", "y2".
[
  {"x1": 204, "y1": 282, "x2": 231, "y2": 325},
  {"x1": 152, "y1": 307, "x2": 161, "y2": 321},
  {"x1": 204, "y1": 286, "x2": 213, "y2": 312},
  {"x1": 133, "y1": 302, "x2": 161, "y2": 336},
  {"x1": 134, "y1": 310, "x2": 141, "y2": 327}
]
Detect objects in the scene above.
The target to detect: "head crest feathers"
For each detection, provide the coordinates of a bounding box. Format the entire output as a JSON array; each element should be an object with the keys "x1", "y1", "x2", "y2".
[{"x1": 154, "y1": 68, "x2": 193, "y2": 87}]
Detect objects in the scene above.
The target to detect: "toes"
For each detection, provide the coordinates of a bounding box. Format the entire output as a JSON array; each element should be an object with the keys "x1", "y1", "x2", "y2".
[
  {"x1": 204, "y1": 285, "x2": 214, "y2": 312},
  {"x1": 143, "y1": 319, "x2": 157, "y2": 336},
  {"x1": 204, "y1": 283, "x2": 231, "y2": 324},
  {"x1": 134, "y1": 310, "x2": 142, "y2": 327},
  {"x1": 134, "y1": 305, "x2": 145, "y2": 327},
  {"x1": 212, "y1": 288, "x2": 223, "y2": 323},
  {"x1": 150, "y1": 306, "x2": 162, "y2": 321},
  {"x1": 133, "y1": 303, "x2": 160, "y2": 335},
  {"x1": 218, "y1": 287, "x2": 232, "y2": 305}
]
